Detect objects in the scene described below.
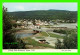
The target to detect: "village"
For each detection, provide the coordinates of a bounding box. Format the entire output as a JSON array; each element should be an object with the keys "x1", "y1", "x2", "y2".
[
  {"x1": 11, "y1": 19, "x2": 77, "y2": 49},
  {"x1": 11, "y1": 19, "x2": 77, "y2": 29}
]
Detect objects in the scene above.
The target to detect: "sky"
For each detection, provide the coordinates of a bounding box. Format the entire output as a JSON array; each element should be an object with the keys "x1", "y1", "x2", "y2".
[{"x1": 3, "y1": 3, "x2": 77, "y2": 12}]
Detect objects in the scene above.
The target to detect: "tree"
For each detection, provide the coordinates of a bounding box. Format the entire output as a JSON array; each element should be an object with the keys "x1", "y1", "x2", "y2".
[
  {"x1": 3, "y1": 6, "x2": 17, "y2": 49},
  {"x1": 3, "y1": 6, "x2": 12, "y2": 32},
  {"x1": 3, "y1": 6, "x2": 25, "y2": 49},
  {"x1": 55, "y1": 39, "x2": 62, "y2": 49},
  {"x1": 32, "y1": 20, "x2": 36, "y2": 25},
  {"x1": 55, "y1": 34, "x2": 77, "y2": 49},
  {"x1": 62, "y1": 34, "x2": 77, "y2": 49}
]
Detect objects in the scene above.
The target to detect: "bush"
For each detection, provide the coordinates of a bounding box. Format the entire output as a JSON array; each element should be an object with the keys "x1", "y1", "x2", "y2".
[
  {"x1": 53, "y1": 29, "x2": 67, "y2": 34},
  {"x1": 55, "y1": 34, "x2": 77, "y2": 49}
]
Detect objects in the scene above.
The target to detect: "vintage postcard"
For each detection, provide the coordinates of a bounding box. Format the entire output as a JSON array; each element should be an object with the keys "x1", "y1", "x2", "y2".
[{"x1": 3, "y1": 3, "x2": 77, "y2": 52}]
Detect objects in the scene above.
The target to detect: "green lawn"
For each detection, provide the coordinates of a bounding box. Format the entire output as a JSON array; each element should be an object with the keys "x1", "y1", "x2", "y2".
[
  {"x1": 40, "y1": 32, "x2": 49, "y2": 36},
  {"x1": 36, "y1": 36, "x2": 44, "y2": 39},
  {"x1": 44, "y1": 25, "x2": 52, "y2": 28},
  {"x1": 40, "y1": 31, "x2": 63, "y2": 38},
  {"x1": 48, "y1": 33, "x2": 63, "y2": 39}
]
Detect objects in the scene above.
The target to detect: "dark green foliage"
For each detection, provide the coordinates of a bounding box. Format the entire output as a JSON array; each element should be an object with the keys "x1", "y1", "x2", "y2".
[
  {"x1": 17, "y1": 23, "x2": 22, "y2": 26},
  {"x1": 3, "y1": 10, "x2": 12, "y2": 31},
  {"x1": 63, "y1": 34, "x2": 77, "y2": 49},
  {"x1": 7, "y1": 10, "x2": 77, "y2": 23},
  {"x1": 16, "y1": 38, "x2": 26, "y2": 49},
  {"x1": 3, "y1": 33, "x2": 26, "y2": 49},
  {"x1": 55, "y1": 34, "x2": 77, "y2": 49},
  {"x1": 3, "y1": 6, "x2": 25, "y2": 49},
  {"x1": 3, "y1": 6, "x2": 17, "y2": 49},
  {"x1": 32, "y1": 20, "x2": 36, "y2": 25},
  {"x1": 53, "y1": 29, "x2": 67, "y2": 34},
  {"x1": 3, "y1": 33, "x2": 18, "y2": 49},
  {"x1": 55, "y1": 39, "x2": 62, "y2": 49},
  {"x1": 12, "y1": 23, "x2": 17, "y2": 28}
]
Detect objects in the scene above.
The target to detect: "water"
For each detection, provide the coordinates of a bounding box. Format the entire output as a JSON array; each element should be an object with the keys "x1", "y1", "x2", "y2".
[
  {"x1": 15, "y1": 33, "x2": 35, "y2": 38},
  {"x1": 54, "y1": 23, "x2": 77, "y2": 29}
]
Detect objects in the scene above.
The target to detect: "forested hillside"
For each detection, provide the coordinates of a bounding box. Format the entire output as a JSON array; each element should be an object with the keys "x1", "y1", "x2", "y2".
[{"x1": 7, "y1": 10, "x2": 77, "y2": 22}]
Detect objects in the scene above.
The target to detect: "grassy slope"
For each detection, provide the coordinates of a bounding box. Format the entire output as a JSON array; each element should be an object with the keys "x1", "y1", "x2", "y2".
[
  {"x1": 25, "y1": 37, "x2": 54, "y2": 48},
  {"x1": 48, "y1": 33, "x2": 63, "y2": 39},
  {"x1": 40, "y1": 32, "x2": 63, "y2": 39},
  {"x1": 40, "y1": 32, "x2": 49, "y2": 36}
]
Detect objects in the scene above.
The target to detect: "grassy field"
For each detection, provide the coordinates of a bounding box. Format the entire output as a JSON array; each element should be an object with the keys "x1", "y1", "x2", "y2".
[
  {"x1": 40, "y1": 32, "x2": 49, "y2": 36},
  {"x1": 48, "y1": 33, "x2": 63, "y2": 39},
  {"x1": 25, "y1": 37, "x2": 54, "y2": 48},
  {"x1": 36, "y1": 36, "x2": 44, "y2": 39},
  {"x1": 40, "y1": 32, "x2": 63, "y2": 39}
]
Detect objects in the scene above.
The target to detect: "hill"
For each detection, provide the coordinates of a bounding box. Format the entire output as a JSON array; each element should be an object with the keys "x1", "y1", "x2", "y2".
[{"x1": 7, "y1": 9, "x2": 77, "y2": 22}]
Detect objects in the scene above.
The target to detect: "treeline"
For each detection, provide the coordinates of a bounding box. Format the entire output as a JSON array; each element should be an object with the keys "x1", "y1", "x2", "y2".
[{"x1": 7, "y1": 10, "x2": 77, "y2": 22}]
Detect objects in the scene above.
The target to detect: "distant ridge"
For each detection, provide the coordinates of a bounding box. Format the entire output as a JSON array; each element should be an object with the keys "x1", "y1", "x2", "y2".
[
  {"x1": 8, "y1": 9, "x2": 77, "y2": 12},
  {"x1": 7, "y1": 9, "x2": 77, "y2": 22},
  {"x1": 48, "y1": 9, "x2": 69, "y2": 11}
]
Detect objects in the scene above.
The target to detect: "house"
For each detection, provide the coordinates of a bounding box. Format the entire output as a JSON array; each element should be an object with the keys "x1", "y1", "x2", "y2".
[
  {"x1": 16, "y1": 21, "x2": 21, "y2": 24},
  {"x1": 28, "y1": 21, "x2": 33, "y2": 25}
]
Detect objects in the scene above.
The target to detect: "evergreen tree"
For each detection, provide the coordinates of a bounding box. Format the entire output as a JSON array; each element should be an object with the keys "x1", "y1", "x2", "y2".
[
  {"x1": 55, "y1": 34, "x2": 77, "y2": 49},
  {"x1": 3, "y1": 6, "x2": 25, "y2": 49}
]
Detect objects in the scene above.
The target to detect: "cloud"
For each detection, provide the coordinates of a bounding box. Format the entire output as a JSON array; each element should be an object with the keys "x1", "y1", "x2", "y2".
[
  {"x1": 16, "y1": 6, "x2": 24, "y2": 10},
  {"x1": 3, "y1": 3, "x2": 77, "y2": 12}
]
